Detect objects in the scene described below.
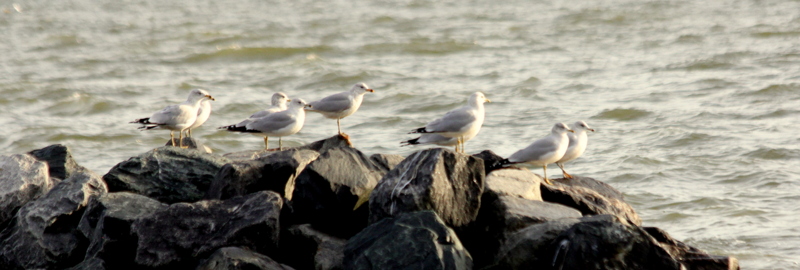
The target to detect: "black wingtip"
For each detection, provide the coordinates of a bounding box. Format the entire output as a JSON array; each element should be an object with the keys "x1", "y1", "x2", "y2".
[
  {"x1": 220, "y1": 125, "x2": 248, "y2": 132},
  {"x1": 400, "y1": 137, "x2": 420, "y2": 147},
  {"x1": 489, "y1": 158, "x2": 511, "y2": 171},
  {"x1": 130, "y1": 117, "x2": 151, "y2": 124},
  {"x1": 408, "y1": 127, "x2": 427, "y2": 134}
]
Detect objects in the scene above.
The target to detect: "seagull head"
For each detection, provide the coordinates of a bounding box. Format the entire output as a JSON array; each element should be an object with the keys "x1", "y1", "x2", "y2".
[
  {"x1": 552, "y1": 122, "x2": 575, "y2": 134},
  {"x1": 469, "y1": 92, "x2": 491, "y2": 105},
  {"x1": 289, "y1": 98, "x2": 309, "y2": 109},
  {"x1": 271, "y1": 92, "x2": 291, "y2": 107},
  {"x1": 572, "y1": 121, "x2": 595, "y2": 132},
  {"x1": 350, "y1": 83, "x2": 374, "y2": 94},
  {"x1": 189, "y1": 88, "x2": 215, "y2": 101}
]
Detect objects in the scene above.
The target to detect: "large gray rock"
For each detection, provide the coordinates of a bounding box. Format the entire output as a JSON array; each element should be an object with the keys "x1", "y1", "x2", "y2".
[
  {"x1": 483, "y1": 168, "x2": 543, "y2": 200},
  {"x1": 103, "y1": 146, "x2": 232, "y2": 203},
  {"x1": 541, "y1": 176, "x2": 642, "y2": 225},
  {"x1": 368, "y1": 148, "x2": 485, "y2": 230},
  {"x1": 471, "y1": 150, "x2": 505, "y2": 175},
  {"x1": 131, "y1": 191, "x2": 283, "y2": 268},
  {"x1": 207, "y1": 149, "x2": 320, "y2": 200},
  {"x1": 281, "y1": 224, "x2": 346, "y2": 270},
  {"x1": 343, "y1": 211, "x2": 472, "y2": 270},
  {"x1": 197, "y1": 247, "x2": 294, "y2": 270},
  {"x1": 0, "y1": 170, "x2": 107, "y2": 269},
  {"x1": 0, "y1": 154, "x2": 54, "y2": 228},
  {"x1": 28, "y1": 144, "x2": 88, "y2": 180},
  {"x1": 369, "y1": 153, "x2": 405, "y2": 172},
  {"x1": 487, "y1": 216, "x2": 584, "y2": 269},
  {"x1": 645, "y1": 227, "x2": 740, "y2": 270}
]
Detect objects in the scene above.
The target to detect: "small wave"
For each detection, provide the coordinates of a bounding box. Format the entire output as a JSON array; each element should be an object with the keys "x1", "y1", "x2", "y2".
[
  {"x1": 738, "y1": 83, "x2": 799, "y2": 97},
  {"x1": 359, "y1": 39, "x2": 479, "y2": 55},
  {"x1": 592, "y1": 108, "x2": 652, "y2": 121},
  {"x1": 745, "y1": 147, "x2": 800, "y2": 160},
  {"x1": 664, "y1": 51, "x2": 754, "y2": 71},
  {"x1": 182, "y1": 45, "x2": 332, "y2": 63}
]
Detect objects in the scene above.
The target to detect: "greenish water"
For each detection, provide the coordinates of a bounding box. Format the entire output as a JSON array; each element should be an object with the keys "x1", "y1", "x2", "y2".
[{"x1": 2, "y1": 0, "x2": 800, "y2": 268}]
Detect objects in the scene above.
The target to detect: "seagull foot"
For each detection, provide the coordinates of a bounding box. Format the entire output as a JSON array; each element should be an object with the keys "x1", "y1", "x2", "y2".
[
  {"x1": 543, "y1": 178, "x2": 553, "y2": 185},
  {"x1": 563, "y1": 172, "x2": 573, "y2": 179}
]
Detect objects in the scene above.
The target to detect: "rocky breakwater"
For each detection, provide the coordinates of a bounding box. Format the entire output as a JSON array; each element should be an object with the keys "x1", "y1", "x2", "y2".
[{"x1": 0, "y1": 137, "x2": 738, "y2": 269}]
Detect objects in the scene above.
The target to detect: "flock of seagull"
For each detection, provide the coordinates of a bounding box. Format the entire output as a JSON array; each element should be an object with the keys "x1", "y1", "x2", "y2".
[{"x1": 130, "y1": 83, "x2": 594, "y2": 183}]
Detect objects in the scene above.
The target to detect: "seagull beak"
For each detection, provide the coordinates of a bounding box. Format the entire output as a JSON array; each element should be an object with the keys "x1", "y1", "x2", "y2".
[
  {"x1": 287, "y1": 99, "x2": 292, "y2": 102},
  {"x1": 486, "y1": 98, "x2": 492, "y2": 103},
  {"x1": 305, "y1": 104, "x2": 313, "y2": 109},
  {"x1": 588, "y1": 128, "x2": 595, "y2": 132},
  {"x1": 206, "y1": 95, "x2": 216, "y2": 101},
  {"x1": 366, "y1": 89, "x2": 375, "y2": 92},
  {"x1": 568, "y1": 129, "x2": 575, "y2": 133}
]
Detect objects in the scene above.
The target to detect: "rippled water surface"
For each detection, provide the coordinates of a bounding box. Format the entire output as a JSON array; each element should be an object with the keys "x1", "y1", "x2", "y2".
[{"x1": 2, "y1": 0, "x2": 800, "y2": 268}]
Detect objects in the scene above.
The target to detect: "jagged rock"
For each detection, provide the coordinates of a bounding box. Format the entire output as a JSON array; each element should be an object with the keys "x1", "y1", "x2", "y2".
[
  {"x1": 207, "y1": 149, "x2": 320, "y2": 200},
  {"x1": 197, "y1": 247, "x2": 294, "y2": 270},
  {"x1": 164, "y1": 137, "x2": 211, "y2": 153},
  {"x1": 369, "y1": 153, "x2": 405, "y2": 172},
  {"x1": 487, "y1": 216, "x2": 584, "y2": 269},
  {"x1": 343, "y1": 211, "x2": 472, "y2": 270},
  {"x1": 541, "y1": 176, "x2": 642, "y2": 225},
  {"x1": 0, "y1": 170, "x2": 108, "y2": 269},
  {"x1": 280, "y1": 224, "x2": 346, "y2": 270},
  {"x1": 484, "y1": 168, "x2": 543, "y2": 200},
  {"x1": 28, "y1": 144, "x2": 88, "y2": 180},
  {"x1": 0, "y1": 154, "x2": 54, "y2": 228},
  {"x1": 471, "y1": 150, "x2": 505, "y2": 175},
  {"x1": 645, "y1": 227, "x2": 740, "y2": 270},
  {"x1": 368, "y1": 148, "x2": 485, "y2": 230},
  {"x1": 77, "y1": 192, "x2": 168, "y2": 269},
  {"x1": 291, "y1": 146, "x2": 384, "y2": 237},
  {"x1": 103, "y1": 146, "x2": 232, "y2": 203},
  {"x1": 131, "y1": 191, "x2": 282, "y2": 269},
  {"x1": 294, "y1": 134, "x2": 353, "y2": 153},
  {"x1": 65, "y1": 256, "x2": 107, "y2": 270}
]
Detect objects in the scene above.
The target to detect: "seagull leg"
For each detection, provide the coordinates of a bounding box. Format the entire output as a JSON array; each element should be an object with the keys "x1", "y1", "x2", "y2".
[
  {"x1": 459, "y1": 136, "x2": 465, "y2": 153},
  {"x1": 557, "y1": 163, "x2": 573, "y2": 179},
  {"x1": 179, "y1": 131, "x2": 185, "y2": 148},
  {"x1": 543, "y1": 165, "x2": 553, "y2": 185},
  {"x1": 187, "y1": 129, "x2": 192, "y2": 138},
  {"x1": 169, "y1": 131, "x2": 176, "y2": 146},
  {"x1": 279, "y1": 137, "x2": 283, "y2": 151},
  {"x1": 337, "y1": 119, "x2": 342, "y2": 135},
  {"x1": 263, "y1": 136, "x2": 269, "y2": 150}
]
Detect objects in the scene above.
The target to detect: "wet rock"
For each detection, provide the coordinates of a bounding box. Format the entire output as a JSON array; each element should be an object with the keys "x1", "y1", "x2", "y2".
[
  {"x1": 291, "y1": 146, "x2": 384, "y2": 237},
  {"x1": 484, "y1": 168, "x2": 543, "y2": 200},
  {"x1": 294, "y1": 134, "x2": 353, "y2": 153},
  {"x1": 0, "y1": 154, "x2": 54, "y2": 228},
  {"x1": 0, "y1": 170, "x2": 108, "y2": 269},
  {"x1": 103, "y1": 146, "x2": 231, "y2": 203},
  {"x1": 645, "y1": 227, "x2": 740, "y2": 270},
  {"x1": 343, "y1": 211, "x2": 472, "y2": 270},
  {"x1": 197, "y1": 247, "x2": 294, "y2": 270},
  {"x1": 206, "y1": 149, "x2": 319, "y2": 200},
  {"x1": 369, "y1": 153, "x2": 405, "y2": 172},
  {"x1": 164, "y1": 137, "x2": 211, "y2": 153},
  {"x1": 487, "y1": 217, "x2": 583, "y2": 269},
  {"x1": 280, "y1": 224, "x2": 345, "y2": 270},
  {"x1": 471, "y1": 150, "x2": 505, "y2": 175},
  {"x1": 131, "y1": 191, "x2": 282, "y2": 269},
  {"x1": 368, "y1": 148, "x2": 485, "y2": 230},
  {"x1": 28, "y1": 144, "x2": 88, "y2": 180},
  {"x1": 541, "y1": 176, "x2": 642, "y2": 225},
  {"x1": 65, "y1": 256, "x2": 107, "y2": 270}
]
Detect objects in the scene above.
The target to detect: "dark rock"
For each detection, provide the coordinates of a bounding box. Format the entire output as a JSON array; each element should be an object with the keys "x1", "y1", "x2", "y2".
[
  {"x1": 28, "y1": 144, "x2": 88, "y2": 180},
  {"x1": 294, "y1": 134, "x2": 353, "y2": 153},
  {"x1": 280, "y1": 224, "x2": 346, "y2": 270},
  {"x1": 487, "y1": 217, "x2": 584, "y2": 269},
  {"x1": 0, "y1": 154, "x2": 54, "y2": 229},
  {"x1": 645, "y1": 227, "x2": 740, "y2": 270},
  {"x1": 164, "y1": 137, "x2": 210, "y2": 153},
  {"x1": 77, "y1": 192, "x2": 167, "y2": 269},
  {"x1": 291, "y1": 146, "x2": 384, "y2": 237},
  {"x1": 369, "y1": 153, "x2": 406, "y2": 172},
  {"x1": 471, "y1": 150, "x2": 505, "y2": 175},
  {"x1": 103, "y1": 146, "x2": 232, "y2": 203},
  {"x1": 343, "y1": 211, "x2": 472, "y2": 270},
  {"x1": 541, "y1": 175, "x2": 642, "y2": 225},
  {"x1": 65, "y1": 256, "x2": 107, "y2": 270},
  {"x1": 207, "y1": 149, "x2": 319, "y2": 200},
  {"x1": 368, "y1": 148, "x2": 485, "y2": 230},
  {"x1": 0, "y1": 170, "x2": 108, "y2": 269},
  {"x1": 131, "y1": 191, "x2": 282, "y2": 269},
  {"x1": 196, "y1": 247, "x2": 294, "y2": 270}
]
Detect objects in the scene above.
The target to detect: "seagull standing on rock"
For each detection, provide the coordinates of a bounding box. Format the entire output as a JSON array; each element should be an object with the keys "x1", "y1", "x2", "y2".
[
  {"x1": 222, "y1": 98, "x2": 309, "y2": 151},
  {"x1": 305, "y1": 83, "x2": 374, "y2": 136},
  {"x1": 218, "y1": 92, "x2": 291, "y2": 149},
  {"x1": 186, "y1": 91, "x2": 213, "y2": 138},
  {"x1": 408, "y1": 92, "x2": 490, "y2": 153},
  {"x1": 130, "y1": 89, "x2": 216, "y2": 148},
  {"x1": 556, "y1": 120, "x2": 595, "y2": 179},
  {"x1": 501, "y1": 122, "x2": 574, "y2": 184}
]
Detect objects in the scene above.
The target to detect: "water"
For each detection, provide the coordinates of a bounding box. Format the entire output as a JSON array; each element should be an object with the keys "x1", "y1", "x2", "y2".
[{"x1": 2, "y1": 0, "x2": 799, "y2": 268}]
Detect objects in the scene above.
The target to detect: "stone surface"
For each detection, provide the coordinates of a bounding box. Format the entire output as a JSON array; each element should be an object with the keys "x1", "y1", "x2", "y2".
[
  {"x1": 369, "y1": 153, "x2": 406, "y2": 172},
  {"x1": 294, "y1": 134, "x2": 353, "y2": 153},
  {"x1": 197, "y1": 247, "x2": 294, "y2": 270},
  {"x1": 281, "y1": 224, "x2": 346, "y2": 270},
  {"x1": 164, "y1": 137, "x2": 211, "y2": 153},
  {"x1": 645, "y1": 227, "x2": 740, "y2": 270},
  {"x1": 131, "y1": 191, "x2": 282, "y2": 268},
  {"x1": 0, "y1": 154, "x2": 54, "y2": 228},
  {"x1": 487, "y1": 217, "x2": 584, "y2": 269},
  {"x1": 368, "y1": 148, "x2": 485, "y2": 230},
  {"x1": 0, "y1": 170, "x2": 108, "y2": 269},
  {"x1": 541, "y1": 176, "x2": 642, "y2": 225},
  {"x1": 471, "y1": 150, "x2": 505, "y2": 175},
  {"x1": 103, "y1": 146, "x2": 232, "y2": 203},
  {"x1": 207, "y1": 149, "x2": 320, "y2": 200},
  {"x1": 28, "y1": 144, "x2": 88, "y2": 180},
  {"x1": 484, "y1": 168, "x2": 543, "y2": 201},
  {"x1": 343, "y1": 211, "x2": 472, "y2": 270}
]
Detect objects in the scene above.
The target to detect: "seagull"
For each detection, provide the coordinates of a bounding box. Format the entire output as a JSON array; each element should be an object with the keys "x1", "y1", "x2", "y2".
[
  {"x1": 401, "y1": 124, "x2": 479, "y2": 153},
  {"x1": 556, "y1": 121, "x2": 595, "y2": 179},
  {"x1": 218, "y1": 92, "x2": 291, "y2": 149},
  {"x1": 186, "y1": 90, "x2": 213, "y2": 138},
  {"x1": 408, "y1": 92, "x2": 490, "y2": 153},
  {"x1": 222, "y1": 98, "x2": 309, "y2": 151},
  {"x1": 131, "y1": 89, "x2": 215, "y2": 148},
  {"x1": 305, "y1": 83, "x2": 374, "y2": 135},
  {"x1": 501, "y1": 122, "x2": 574, "y2": 184}
]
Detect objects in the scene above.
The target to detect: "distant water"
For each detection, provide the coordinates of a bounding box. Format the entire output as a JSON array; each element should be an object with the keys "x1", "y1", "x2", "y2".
[{"x1": 2, "y1": 0, "x2": 799, "y2": 268}]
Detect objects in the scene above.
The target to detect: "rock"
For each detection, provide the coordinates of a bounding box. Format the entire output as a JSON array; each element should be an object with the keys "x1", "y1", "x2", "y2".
[
  {"x1": 368, "y1": 148, "x2": 485, "y2": 230},
  {"x1": 0, "y1": 170, "x2": 108, "y2": 269},
  {"x1": 77, "y1": 192, "x2": 167, "y2": 269},
  {"x1": 541, "y1": 175, "x2": 642, "y2": 225},
  {"x1": 343, "y1": 211, "x2": 472, "y2": 270},
  {"x1": 291, "y1": 146, "x2": 384, "y2": 237},
  {"x1": 103, "y1": 146, "x2": 232, "y2": 203},
  {"x1": 294, "y1": 134, "x2": 353, "y2": 153},
  {"x1": 369, "y1": 153, "x2": 405, "y2": 172},
  {"x1": 206, "y1": 149, "x2": 320, "y2": 200},
  {"x1": 484, "y1": 168, "x2": 543, "y2": 200},
  {"x1": 487, "y1": 217, "x2": 584, "y2": 269},
  {"x1": 0, "y1": 154, "x2": 54, "y2": 229},
  {"x1": 222, "y1": 149, "x2": 273, "y2": 162},
  {"x1": 28, "y1": 144, "x2": 88, "y2": 180},
  {"x1": 197, "y1": 247, "x2": 294, "y2": 270},
  {"x1": 65, "y1": 256, "x2": 107, "y2": 270},
  {"x1": 164, "y1": 137, "x2": 211, "y2": 153},
  {"x1": 471, "y1": 150, "x2": 505, "y2": 175},
  {"x1": 131, "y1": 191, "x2": 282, "y2": 268},
  {"x1": 280, "y1": 224, "x2": 346, "y2": 270},
  {"x1": 644, "y1": 227, "x2": 740, "y2": 270}
]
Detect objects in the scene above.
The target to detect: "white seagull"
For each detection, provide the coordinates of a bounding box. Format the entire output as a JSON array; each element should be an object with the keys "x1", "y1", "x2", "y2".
[
  {"x1": 555, "y1": 120, "x2": 595, "y2": 179},
  {"x1": 131, "y1": 89, "x2": 216, "y2": 148},
  {"x1": 186, "y1": 90, "x2": 213, "y2": 138},
  {"x1": 222, "y1": 98, "x2": 309, "y2": 150},
  {"x1": 401, "y1": 123, "x2": 480, "y2": 153},
  {"x1": 502, "y1": 122, "x2": 575, "y2": 184},
  {"x1": 408, "y1": 92, "x2": 490, "y2": 153},
  {"x1": 305, "y1": 83, "x2": 374, "y2": 135},
  {"x1": 218, "y1": 92, "x2": 291, "y2": 148}
]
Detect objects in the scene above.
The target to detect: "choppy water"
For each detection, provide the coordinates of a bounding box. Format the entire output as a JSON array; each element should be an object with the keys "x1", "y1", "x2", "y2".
[{"x1": 2, "y1": 0, "x2": 799, "y2": 268}]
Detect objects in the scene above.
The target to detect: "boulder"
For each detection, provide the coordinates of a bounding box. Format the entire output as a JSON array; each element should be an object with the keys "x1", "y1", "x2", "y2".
[
  {"x1": 294, "y1": 134, "x2": 353, "y2": 153},
  {"x1": 206, "y1": 149, "x2": 319, "y2": 200},
  {"x1": 131, "y1": 191, "x2": 282, "y2": 268},
  {"x1": 483, "y1": 168, "x2": 543, "y2": 200},
  {"x1": 487, "y1": 216, "x2": 584, "y2": 269},
  {"x1": 369, "y1": 153, "x2": 405, "y2": 172},
  {"x1": 280, "y1": 224, "x2": 346, "y2": 270},
  {"x1": 368, "y1": 148, "x2": 485, "y2": 230},
  {"x1": 471, "y1": 150, "x2": 505, "y2": 175},
  {"x1": 0, "y1": 170, "x2": 107, "y2": 269},
  {"x1": 291, "y1": 146, "x2": 384, "y2": 237},
  {"x1": 541, "y1": 176, "x2": 642, "y2": 225},
  {"x1": 197, "y1": 247, "x2": 294, "y2": 270},
  {"x1": 645, "y1": 227, "x2": 740, "y2": 270},
  {"x1": 65, "y1": 256, "x2": 107, "y2": 270},
  {"x1": 103, "y1": 146, "x2": 232, "y2": 203},
  {"x1": 28, "y1": 144, "x2": 88, "y2": 180},
  {"x1": 0, "y1": 154, "x2": 54, "y2": 228},
  {"x1": 343, "y1": 211, "x2": 472, "y2": 270},
  {"x1": 164, "y1": 137, "x2": 211, "y2": 153}
]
